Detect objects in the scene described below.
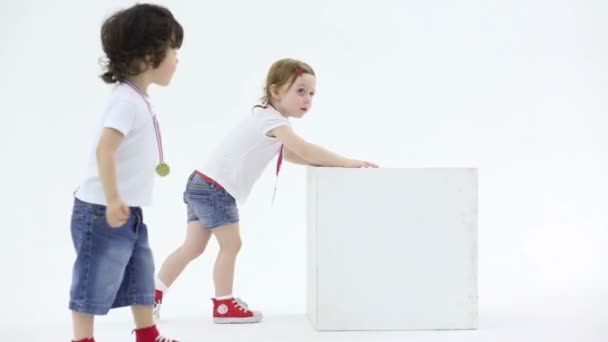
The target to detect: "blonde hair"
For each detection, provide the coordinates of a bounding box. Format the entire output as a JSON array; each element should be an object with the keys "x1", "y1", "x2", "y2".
[{"x1": 259, "y1": 58, "x2": 315, "y2": 106}]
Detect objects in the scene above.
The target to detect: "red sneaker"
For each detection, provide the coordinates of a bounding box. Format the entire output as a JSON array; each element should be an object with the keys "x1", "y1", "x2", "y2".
[
  {"x1": 133, "y1": 325, "x2": 178, "y2": 342},
  {"x1": 212, "y1": 297, "x2": 263, "y2": 324}
]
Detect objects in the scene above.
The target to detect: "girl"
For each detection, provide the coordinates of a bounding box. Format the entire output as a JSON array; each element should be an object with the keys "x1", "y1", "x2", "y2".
[
  {"x1": 69, "y1": 4, "x2": 182, "y2": 342},
  {"x1": 154, "y1": 58, "x2": 377, "y2": 323}
]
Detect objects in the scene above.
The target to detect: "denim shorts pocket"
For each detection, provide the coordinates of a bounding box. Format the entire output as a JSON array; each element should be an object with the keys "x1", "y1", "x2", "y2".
[
  {"x1": 220, "y1": 193, "x2": 239, "y2": 219},
  {"x1": 188, "y1": 193, "x2": 214, "y2": 219},
  {"x1": 90, "y1": 211, "x2": 130, "y2": 237}
]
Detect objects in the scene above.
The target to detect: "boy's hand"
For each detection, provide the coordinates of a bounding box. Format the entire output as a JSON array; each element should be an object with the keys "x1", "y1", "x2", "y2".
[{"x1": 106, "y1": 199, "x2": 130, "y2": 228}]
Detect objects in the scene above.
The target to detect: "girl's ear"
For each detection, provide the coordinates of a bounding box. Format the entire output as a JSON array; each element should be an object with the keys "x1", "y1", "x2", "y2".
[{"x1": 269, "y1": 84, "x2": 281, "y2": 101}]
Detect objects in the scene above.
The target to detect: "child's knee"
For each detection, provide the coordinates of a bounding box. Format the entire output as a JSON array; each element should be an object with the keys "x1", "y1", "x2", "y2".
[
  {"x1": 219, "y1": 238, "x2": 241, "y2": 254},
  {"x1": 182, "y1": 243, "x2": 205, "y2": 259}
]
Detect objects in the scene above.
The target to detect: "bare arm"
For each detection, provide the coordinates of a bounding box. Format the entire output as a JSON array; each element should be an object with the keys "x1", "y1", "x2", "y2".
[
  {"x1": 96, "y1": 127, "x2": 130, "y2": 227},
  {"x1": 270, "y1": 126, "x2": 377, "y2": 168},
  {"x1": 97, "y1": 128, "x2": 124, "y2": 203},
  {"x1": 283, "y1": 147, "x2": 320, "y2": 166}
]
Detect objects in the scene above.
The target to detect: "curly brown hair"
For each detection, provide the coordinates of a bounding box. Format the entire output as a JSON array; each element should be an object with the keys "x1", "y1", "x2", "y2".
[{"x1": 100, "y1": 3, "x2": 183, "y2": 83}]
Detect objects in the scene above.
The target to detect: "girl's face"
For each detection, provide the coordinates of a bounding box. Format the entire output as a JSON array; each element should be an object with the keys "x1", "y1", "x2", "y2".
[
  {"x1": 272, "y1": 73, "x2": 316, "y2": 118},
  {"x1": 152, "y1": 48, "x2": 179, "y2": 86}
]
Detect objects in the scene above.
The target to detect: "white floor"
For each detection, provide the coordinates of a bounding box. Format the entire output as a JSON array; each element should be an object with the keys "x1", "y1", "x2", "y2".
[{"x1": 4, "y1": 296, "x2": 606, "y2": 341}]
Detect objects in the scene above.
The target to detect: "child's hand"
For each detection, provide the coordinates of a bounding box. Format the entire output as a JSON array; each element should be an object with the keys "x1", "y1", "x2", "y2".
[
  {"x1": 345, "y1": 159, "x2": 379, "y2": 168},
  {"x1": 106, "y1": 198, "x2": 130, "y2": 228}
]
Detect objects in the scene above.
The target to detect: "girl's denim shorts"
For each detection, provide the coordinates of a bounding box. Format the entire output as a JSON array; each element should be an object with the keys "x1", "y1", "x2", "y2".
[{"x1": 184, "y1": 171, "x2": 239, "y2": 228}]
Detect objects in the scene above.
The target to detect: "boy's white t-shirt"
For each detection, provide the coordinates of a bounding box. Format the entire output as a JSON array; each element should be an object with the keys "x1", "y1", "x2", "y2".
[
  {"x1": 200, "y1": 105, "x2": 290, "y2": 204},
  {"x1": 75, "y1": 83, "x2": 158, "y2": 207}
]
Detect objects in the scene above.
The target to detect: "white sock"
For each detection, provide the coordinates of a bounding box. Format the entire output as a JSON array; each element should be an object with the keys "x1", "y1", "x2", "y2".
[
  {"x1": 155, "y1": 278, "x2": 169, "y2": 293},
  {"x1": 216, "y1": 294, "x2": 233, "y2": 300}
]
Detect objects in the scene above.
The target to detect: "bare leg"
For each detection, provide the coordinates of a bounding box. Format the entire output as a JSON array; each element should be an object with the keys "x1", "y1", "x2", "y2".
[
  {"x1": 157, "y1": 221, "x2": 212, "y2": 287},
  {"x1": 72, "y1": 312, "x2": 94, "y2": 341},
  {"x1": 131, "y1": 305, "x2": 155, "y2": 329},
  {"x1": 212, "y1": 223, "x2": 241, "y2": 297}
]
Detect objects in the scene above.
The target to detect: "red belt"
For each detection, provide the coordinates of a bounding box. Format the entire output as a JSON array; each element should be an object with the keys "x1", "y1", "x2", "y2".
[{"x1": 195, "y1": 171, "x2": 224, "y2": 190}]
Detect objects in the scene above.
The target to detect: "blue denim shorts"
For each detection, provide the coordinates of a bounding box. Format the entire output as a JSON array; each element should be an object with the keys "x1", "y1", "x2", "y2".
[
  {"x1": 69, "y1": 198, "x2": 155, "y2": 315},
  {"x1": 184, "y1": 171, "x2": 239, "y2": 228}
]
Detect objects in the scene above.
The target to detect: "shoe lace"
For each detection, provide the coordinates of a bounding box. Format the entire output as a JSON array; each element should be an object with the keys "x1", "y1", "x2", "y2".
[
  {"x1": 155, "y1": 336, "x2": 177, "y2": 342},
  {"x1": 233, "y1": 297, "x2": 250, "y2": 312}
]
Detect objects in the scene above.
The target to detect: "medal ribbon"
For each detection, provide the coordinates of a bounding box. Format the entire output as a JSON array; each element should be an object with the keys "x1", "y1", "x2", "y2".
[{"x1": 123, "y1": 80, "x2": 165, "y2": 165}]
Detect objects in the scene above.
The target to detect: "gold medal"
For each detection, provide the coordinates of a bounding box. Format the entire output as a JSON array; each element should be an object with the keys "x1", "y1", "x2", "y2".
[{"x1": 156, "y1": 163, "x2": 170, "y2": 177}]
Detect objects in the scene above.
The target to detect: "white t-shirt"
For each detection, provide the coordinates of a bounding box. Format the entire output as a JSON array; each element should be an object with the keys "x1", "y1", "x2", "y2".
[
  {"x1": 75, "y1": 83, "x2": 158, "y2": 207},
  {"x1": 200, "y1": 105, "x2": 290, "y2": 204}
]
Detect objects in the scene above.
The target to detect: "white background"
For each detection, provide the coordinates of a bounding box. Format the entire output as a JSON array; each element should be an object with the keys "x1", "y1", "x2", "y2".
[{"x1": 0, "y1": 0, "x2": 607, "y2": 338}]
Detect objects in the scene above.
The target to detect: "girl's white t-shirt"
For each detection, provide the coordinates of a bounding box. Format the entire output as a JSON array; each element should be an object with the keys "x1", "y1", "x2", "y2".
[
  {"x1": 200, "y1": 105, "x2": 290, "y2": 204},
  {"x1": 75, "y1": 83, "x2": 158, "y2": 207}
]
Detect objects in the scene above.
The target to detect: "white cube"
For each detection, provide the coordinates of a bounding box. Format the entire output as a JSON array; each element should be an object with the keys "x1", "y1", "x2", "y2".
[{"x1": 306, "y1": 167, "x2": 478, "y2": 331}]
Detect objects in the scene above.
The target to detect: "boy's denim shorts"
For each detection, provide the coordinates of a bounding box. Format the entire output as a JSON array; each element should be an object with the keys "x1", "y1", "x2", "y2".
[
  {"x1": 185, "y1": 171, "x2": 239, "y2": 228},
  {"x1": 69, "y1": 198, "x2": 155, "y2": 315}
]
